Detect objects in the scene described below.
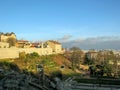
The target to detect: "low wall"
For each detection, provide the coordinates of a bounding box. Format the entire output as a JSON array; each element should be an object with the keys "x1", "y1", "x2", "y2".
[
  {"x1": 0, "y1": 47, "x2": 53, "y2": 59},
  {"x1": 18, "y1": 48, "x2": 53, "y2": 55},
  {"x1": 0, "y1": 48, "x2": 19, "y2": 59}
]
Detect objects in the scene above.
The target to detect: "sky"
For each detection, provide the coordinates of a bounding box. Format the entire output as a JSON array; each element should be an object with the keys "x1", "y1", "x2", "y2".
[{"x1": 0, "y1": 0, "x2": 120, "y2": 49}]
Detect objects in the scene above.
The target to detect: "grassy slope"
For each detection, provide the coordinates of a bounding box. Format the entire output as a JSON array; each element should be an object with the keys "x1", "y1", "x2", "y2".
[{"x1": 0, "y1": 54, "x2": 75, "y2": 76}]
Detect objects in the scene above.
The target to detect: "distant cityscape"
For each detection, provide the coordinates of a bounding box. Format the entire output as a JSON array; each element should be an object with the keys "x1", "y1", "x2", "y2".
[
  {"x1": 0, "y1": 32, "x2": 120, "y2": 90},
  {"x1": 0, "y1": 0, "x2": 120, "y2": 89},
  {"x1": 0, "y1": 32, "x2": 120, "y2": 59}
]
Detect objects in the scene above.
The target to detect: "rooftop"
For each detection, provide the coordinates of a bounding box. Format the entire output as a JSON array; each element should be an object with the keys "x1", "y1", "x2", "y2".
[{"x1": 48, "y1": 40, "x2": 61, "y2": 44}]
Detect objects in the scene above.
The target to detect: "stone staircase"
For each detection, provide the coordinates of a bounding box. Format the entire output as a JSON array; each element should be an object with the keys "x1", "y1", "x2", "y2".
[
  {"x1": 0, "y1": 71, "x2": 55, "y2": 90},
  {"x1": 62, "y1": 77, "x2": 120, "y2": 90}
]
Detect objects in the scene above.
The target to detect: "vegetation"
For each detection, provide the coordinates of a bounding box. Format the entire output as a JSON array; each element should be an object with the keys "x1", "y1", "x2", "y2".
[
  {"x1": 13, "y1": 52, "x2": 74, "y2": 79},
  {"x1": 7, "y1": 37, "x2": 16, "y2": 47},
  {"x1": 1, "y1": 47, "x2": 120, "y2": 82},
  {"x1": 65, "y1": 47, "x2": 84, "y2": 70},
  {"x1": 0, "y1": 61, "x2": 20, "y2": 72},
  {"x1": 65, "y1": 47, "x2": 120, "y2": 78},
  {"x1": 84, "y1": 54, "x2": 95, "y2": 65}
]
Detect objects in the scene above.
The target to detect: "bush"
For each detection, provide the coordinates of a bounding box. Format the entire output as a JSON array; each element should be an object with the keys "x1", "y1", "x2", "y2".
[
  {"x1": 50, "y1": 70, "x2": 62, "y2": 80},
  {"x1": 0, "y1": 61, "x2": 20, "y2": 72},
  {"x1": 19, "y1": 52, "x2": 26, "y2": 60}
]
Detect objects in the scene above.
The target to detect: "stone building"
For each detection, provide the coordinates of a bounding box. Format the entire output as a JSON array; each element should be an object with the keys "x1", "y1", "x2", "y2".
[
  {"x1": 0, "y1": 32, "x2": 65, "y2": 59},
  {"x1": 86, "y1": 50, "x2": 98, "y2": 60},
  {"x1": 0, "y1": 32, "x2": 16, "y2": 42},
  {"x1": 16, "y1": 40, "x2": 30, "y2": 48},
  {"x1": 46, "y1": 40, "x2": 63, "y2": 53}
]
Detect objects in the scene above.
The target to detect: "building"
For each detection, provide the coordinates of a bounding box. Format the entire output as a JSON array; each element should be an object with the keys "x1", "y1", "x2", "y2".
[
  {"x1": 86, "y1": 50, "x2": 98, "y2": 60},
  {"x1": 0, "y1": 32, "x2": 16, "y2": 42},
  {"x1": 16, "y1": 40, "x2": 30, "y2": 48},
  {"x1": 0, "y1": 32, "x2": 65, "y2": 59},
  {"x1": 46, "y1": 40, "x2": 63, "y2": 53},
  {"x1": 30, "y1": 43, "x2": 43, "y2": 48}
]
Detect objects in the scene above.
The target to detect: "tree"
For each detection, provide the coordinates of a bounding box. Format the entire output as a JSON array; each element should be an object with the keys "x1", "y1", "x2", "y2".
[
  {"x1": 69, "y1": 47, "x2": 84, "y2": 70},
  {"x1": 30, "y1": 52, "x2": 40, "y2": 58},
  {"x1": 113, "y1": 54, "x2": 120, "y2": 77},
  {"x1": 95, "y1": 50, "x2": 115, "y2": 77},
  {"x1": 84, "y1": 54, "x2": 95, "y2": 65},
  {"x1": 7, "y1": 37, "x2": 16, "y2": 47},
  {"x1": 19, "y1": 52, "x2": 26, "y2": 60},
  {"x1": 100, "y1": 60, "x2": 114, "y2": 77},
  {"x1": 89, "y1": 65, "x2": 96, "y2": 77},
  {"x1": 25, "y1": 52, "x2": 40, "y2": 61},
  {"x1": 70, "y1": 46, "x2": 81, "y2": 51}
]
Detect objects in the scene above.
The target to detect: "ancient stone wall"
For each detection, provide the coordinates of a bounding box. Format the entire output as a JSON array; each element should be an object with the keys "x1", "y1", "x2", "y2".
[
  {"x1": 0, "y1": 48, "x2": 19, "y2": 59},
  {"x1": 0, "y1": 47, "x2": 54, "y2": 59}
]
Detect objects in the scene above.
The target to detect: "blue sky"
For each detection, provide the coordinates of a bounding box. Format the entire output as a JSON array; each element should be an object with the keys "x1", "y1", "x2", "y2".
[{"x1": 0, "y1": 0, "x2": 120, "y2": 49}]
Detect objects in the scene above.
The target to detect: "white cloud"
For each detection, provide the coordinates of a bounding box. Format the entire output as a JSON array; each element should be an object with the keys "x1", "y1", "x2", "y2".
[
  {"x1": 58, "y1": 35, "x2": 72, "y2": 42},
  {"x1": 61, "y1": 36, "x2": 120, "y2": 50}
]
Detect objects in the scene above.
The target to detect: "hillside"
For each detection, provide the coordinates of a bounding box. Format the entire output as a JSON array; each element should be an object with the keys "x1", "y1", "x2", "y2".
[{"x1": 0, "y1": 53, "x2": 78, "y2": 79}]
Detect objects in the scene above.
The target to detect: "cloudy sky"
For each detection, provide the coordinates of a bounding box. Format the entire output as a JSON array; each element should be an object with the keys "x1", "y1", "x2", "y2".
[
  {"x1": 58, "y1": 35, "x2": 120, "y2": 50},
  {"x1": 0, "y1": 0, "x2": 120, "y2": 49}
]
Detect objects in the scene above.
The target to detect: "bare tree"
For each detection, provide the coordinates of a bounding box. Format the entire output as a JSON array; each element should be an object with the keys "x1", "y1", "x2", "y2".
[{"x1": 7, "y1": 37, "x2": 16, "y2": 47}]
